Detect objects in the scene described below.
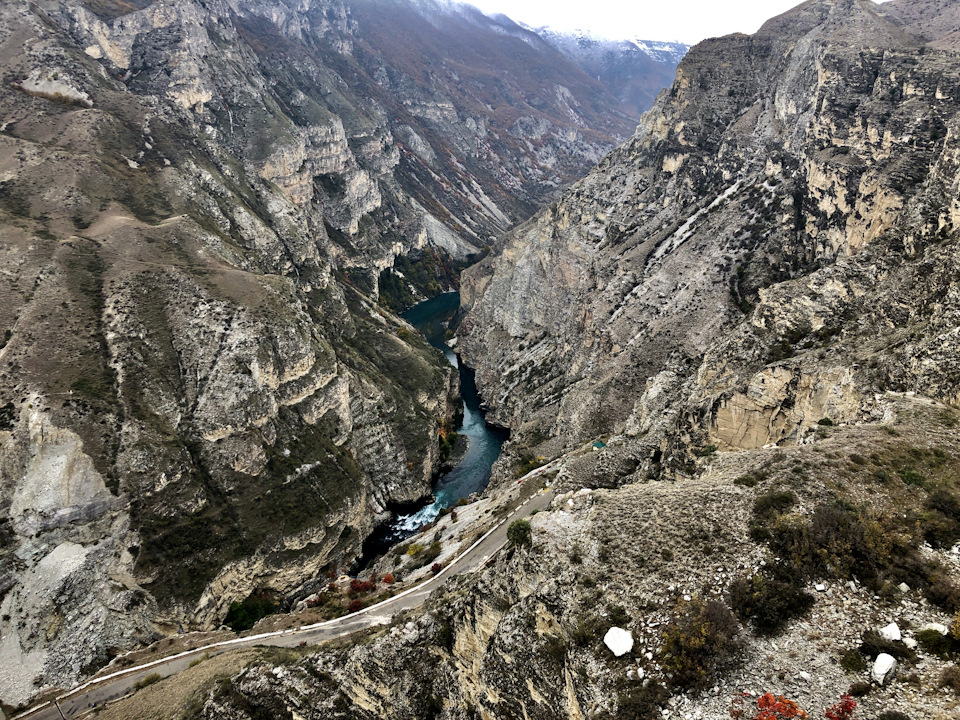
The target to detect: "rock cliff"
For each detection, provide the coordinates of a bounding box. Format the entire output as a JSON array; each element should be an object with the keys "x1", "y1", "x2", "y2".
[
  {"x1": 36, "y1": 3, "x2": 960, "y2": 719},
  {"x1": 460, "y1": 0, "x2": 960, "y2": 484},
  {"x1": 0, "y1": 0, "x2": 664, "y2": 706}
]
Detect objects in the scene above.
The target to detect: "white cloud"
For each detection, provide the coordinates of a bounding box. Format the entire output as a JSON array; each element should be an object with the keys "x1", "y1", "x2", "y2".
[{"x1": 466, "y1": 0, "x2": 892, "y2": 45}]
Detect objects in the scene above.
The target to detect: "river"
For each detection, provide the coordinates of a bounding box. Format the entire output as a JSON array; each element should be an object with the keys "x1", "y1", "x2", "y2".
[{"x1": 359, "y1": 292, "x2": 508, "y2": 563}]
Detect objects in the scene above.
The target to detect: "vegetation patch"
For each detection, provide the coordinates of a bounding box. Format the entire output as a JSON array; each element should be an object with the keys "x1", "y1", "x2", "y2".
[
  {"x1": 507, "y1": 519, "x2": 532, "y2": 547},
  {"x1": 224, "y1": 590, "x2": 278, "y2": 632},
  {"x1": 659, "y1": 598, "x2": 742, "y2": 690},
  {"x1": 728, "y1": 570, "x2": 814, "y2": 635}
]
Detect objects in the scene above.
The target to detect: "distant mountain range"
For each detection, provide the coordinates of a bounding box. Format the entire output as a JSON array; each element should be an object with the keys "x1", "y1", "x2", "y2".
[{"x1": 528, "y1": 26, "x2": 690, "y2": 114}]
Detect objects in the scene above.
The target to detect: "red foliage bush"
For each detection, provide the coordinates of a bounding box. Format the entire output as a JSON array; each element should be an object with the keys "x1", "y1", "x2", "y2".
[
  {"x1": 349, "y1": 579, "x2": 375, "y2": 594},
  {"x1": 382, "y1": 573, "x2": 395, "y2": 584},
  {"x1": 347, "y1": 599, "x2": 364, "y2": 613},
  {"x1": 431, "y1": 563, "x2": 442, "y2": 575},
  {"x1": 730, "y1": 693, "x2": 856, "y2": 720},
  {"x1": 825, "y1": 696, "x2": 857, "y2": 720}
]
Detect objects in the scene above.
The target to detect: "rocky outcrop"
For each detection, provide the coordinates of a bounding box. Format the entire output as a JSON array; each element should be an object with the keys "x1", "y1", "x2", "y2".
[
  {"x1": 460, "y1": 0, "x2": 960, "y2": 482},
  {"x1": 0, "y1": 0, "x2": 686, "y2": 702},
  {"x1": 189, "y1": 398, "x2": 960, "y2": 720}
]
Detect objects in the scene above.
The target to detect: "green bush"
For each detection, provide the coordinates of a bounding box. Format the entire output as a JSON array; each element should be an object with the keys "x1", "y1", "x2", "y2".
[
  {"x1": 614, "y1": 683, "x2": 670, "y2": 720},
  {"x1": 917, "y1": 628, "x2": 960, "y2": 659},
  {"x1": 507, "y1": 519, "x2": 532, "y2": 547},
  {"x1": 926, "y1": 574, "x2": 960, "y2": 613},
  {"x1": 734, "y1": 474, "x2": 759, "y2": 488},
  {"x1": 860, "y1": 629, "x2": 916, "y2": 662},
  {"x1": 659, "y1": 599, "x2": 741, "y2": 690},
  {"x1": 922, "y1": 489, "x2": 960, "y2": 548},
  {"x1": 224, "y1": 590, "x2": 276, "y2": 632},
  {"x1": 840, "y1": 648, "x2": 867, "y2": 673},
  {"x1": 607, "y1": 604, "x2": 630, "y2": 627},
  {"x1": 876, "y1": 713, "x2": 911, "y2": 720},
  {"x1": 753, "y1": 490, "x2": 796, "y2": 517},
  {"x1": 133, "y1": 672, "x2": 163, "y2": 690},
  {"x1": 569, "y1": 615, "x2": 601, "y2": 647},
  {"x1": 728, "y1": 571, "x2": 814, "y2": 635}
]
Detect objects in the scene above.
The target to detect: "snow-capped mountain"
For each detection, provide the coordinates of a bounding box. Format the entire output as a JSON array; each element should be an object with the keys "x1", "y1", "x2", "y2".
[{"x1": 529, "y1": 26, "x2": 689, "y2": 114}]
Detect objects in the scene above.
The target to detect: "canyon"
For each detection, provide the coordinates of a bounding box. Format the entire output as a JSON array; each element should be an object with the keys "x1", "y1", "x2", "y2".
[{"x1": 4, "y1": 0, "x2": 960, "y2": 719}]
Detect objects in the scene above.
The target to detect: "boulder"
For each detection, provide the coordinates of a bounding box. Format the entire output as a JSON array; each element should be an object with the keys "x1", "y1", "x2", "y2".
[
  {"x1": 603, "y1": 627, "x2": 634, "y2": 657},
  {"x1": 921, "y1": 623, "x2": 949, "y2": 635},
  {"x1": 871, "y1": 653, "x2": 897, "y2": 685},
  {"x1": 879, "y1": 623, "x2": 901, "y2": 642}
]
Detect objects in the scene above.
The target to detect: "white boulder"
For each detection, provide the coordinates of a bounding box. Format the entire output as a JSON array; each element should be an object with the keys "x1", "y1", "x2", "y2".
[
  {"x1": 879, "y1": 623, "x2": 901, "y2": 642},
  {"x1": 871, "y1": 653, "x2": 897, "y2": 685},
  {"x1": 604, "y1": 627, "x2": 634, "y2": 657},
  {"x1": 922, "y1": 623, "x2": 949, "y2": 635}
]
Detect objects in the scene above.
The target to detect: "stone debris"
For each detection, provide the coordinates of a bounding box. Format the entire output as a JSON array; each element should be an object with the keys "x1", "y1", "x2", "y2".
[
  {"x1": 878, "y1": 623, "x2": 901, "y2": 642},
  {"x1": 603, "y1": 627, "x2": 634, "y2": 657},
  {"x1": 871, "y1": 654, "x2": 897, "y2": 685}
]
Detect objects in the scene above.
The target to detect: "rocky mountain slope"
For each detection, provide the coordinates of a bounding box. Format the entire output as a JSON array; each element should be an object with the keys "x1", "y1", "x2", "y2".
[
  {"x1": 531, "y1": 28, "x2": 689, "y2": 115},
  {"x1": 0, "y1": 0, "x2": 678, "y2": 708},
  {"x1": 151, "y1": 2, "x2": 960, "y2": 719},
  {"x1": 459, "y1": 0, "x2": 960, "y2": 481}
]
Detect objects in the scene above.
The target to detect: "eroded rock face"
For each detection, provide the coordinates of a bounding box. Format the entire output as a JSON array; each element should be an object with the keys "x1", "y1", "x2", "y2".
[
  {"x1": 459, "y1": 0, "x2": 960, "y2": 483},
  {"x1": 0, "y1": 0, "x2": 671, "y2": 702}
]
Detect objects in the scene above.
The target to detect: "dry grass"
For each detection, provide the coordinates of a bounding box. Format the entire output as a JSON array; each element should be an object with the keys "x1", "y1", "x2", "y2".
[{"x1": 89, "y1": 649, "x2": 257, "y2": 720}]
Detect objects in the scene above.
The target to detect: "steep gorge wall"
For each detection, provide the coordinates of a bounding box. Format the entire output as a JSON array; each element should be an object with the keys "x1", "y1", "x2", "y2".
[{"x1": 460, "y1": 0, "x2": 960, "y2": 481}]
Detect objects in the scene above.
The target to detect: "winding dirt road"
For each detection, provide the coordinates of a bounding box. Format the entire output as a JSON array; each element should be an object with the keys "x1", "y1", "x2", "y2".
[{"x1": 15, "y1": 480, "x2": 556, "y2": 720}]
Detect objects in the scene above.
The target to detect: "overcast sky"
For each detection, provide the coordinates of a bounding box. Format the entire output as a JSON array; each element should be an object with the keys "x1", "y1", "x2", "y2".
[{"x1": 465, "y1": 0, "x2": 891, "y2": 45}]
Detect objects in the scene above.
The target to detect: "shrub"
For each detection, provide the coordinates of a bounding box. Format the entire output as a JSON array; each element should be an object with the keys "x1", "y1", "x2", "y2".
[
  {"x1": 926, "y1": 574, "x2": 960, "y2": 613},
  {"x1": 570, "y1": 615, "x2": 601, "y2": 646},
  {"x1": 659, "y1": 598, "x2": 742, "y2": 690},
  {"x1": 939, "y1": 665, "x2": 960, "y2": 693},
  {"x1": 817, "y1": 418, "x2": 835, "y2": 426},
  {"x1": 382, "y1": 573, "x2": 395, "y2": 584},
  {"x1": 824, "y1": 695, "x2": 857, "y2": 720},
  {"x1": 133, "y1": 673, "x2": 163, "y2": 690},
  {"x1": 753, "y1": 490, "x2": 796, "y2": 517},
  {"x1": 917, "y1": 628, "x2": 960, "y2": 658},
  {"x1": 435, "y1": 620, "x2": 454, "y2": 651},
  {"x1": 607, "y1": 604, "x2": 630, "y2": 626},
  {"x1": 406, "y1": 543, "x2": 424, "y2": 556},
  {"x1": 730, "y1": 693, "x2": 855, "y2": 720},
  {"x1": 876, "y1": 713, "x2": 911, "y2": 720},
  {"x1": 735, "y1": 474, "x2": 759, "y2": 488},
  {"x1": 347, "y1": 599, "x2": 364, "y2": 613},
  {"x1": 728, "y1": 572, "x2": 814, "y2": 635},
  {"x1": 507, "y1": 519, "x2": 532, "y2": 547},
  {"x1": 847, "y1": 681, "x2": 871, "y2": 697},
  {"x1": 543, "y1": 635, "x2": 567, "y2": 664},
  {"x1": 765, "y1": 502, "x2": 924, "y2": 593},
  {"x1": 349, "y1": 579, "x2": 375, "y2": 594},
  {"x1": 224, "y1": 590, "x2": 276, "y2": 632},
  {"x1": 840, "y1": 649, "x2": 867, "y2": 673},
  {"x1": 614, "y1": 684, "x2": 670, "y2": 720},
  {"x1": 922, "y1": 489, "x2": 960, "y2": 548},
  {"x1": 730, "y1": 693, "x2": 805, "y2": 719},
  {"x1": 859, "y1": 630, "x2": 916, "y2": 662},
  {"x1": 430, "y1": 563, "x2": 442, "y2": 575}
]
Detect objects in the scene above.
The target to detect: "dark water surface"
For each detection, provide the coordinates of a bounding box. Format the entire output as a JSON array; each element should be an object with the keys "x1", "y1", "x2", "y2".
[{"x1": 359, "y1": 293, "x2": 508, "y2": 563}]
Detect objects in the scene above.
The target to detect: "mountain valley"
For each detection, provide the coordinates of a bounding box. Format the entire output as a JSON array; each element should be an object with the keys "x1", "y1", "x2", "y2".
[{"x1": 3, "y1": 0, "x2": 960, "y2": 719}]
